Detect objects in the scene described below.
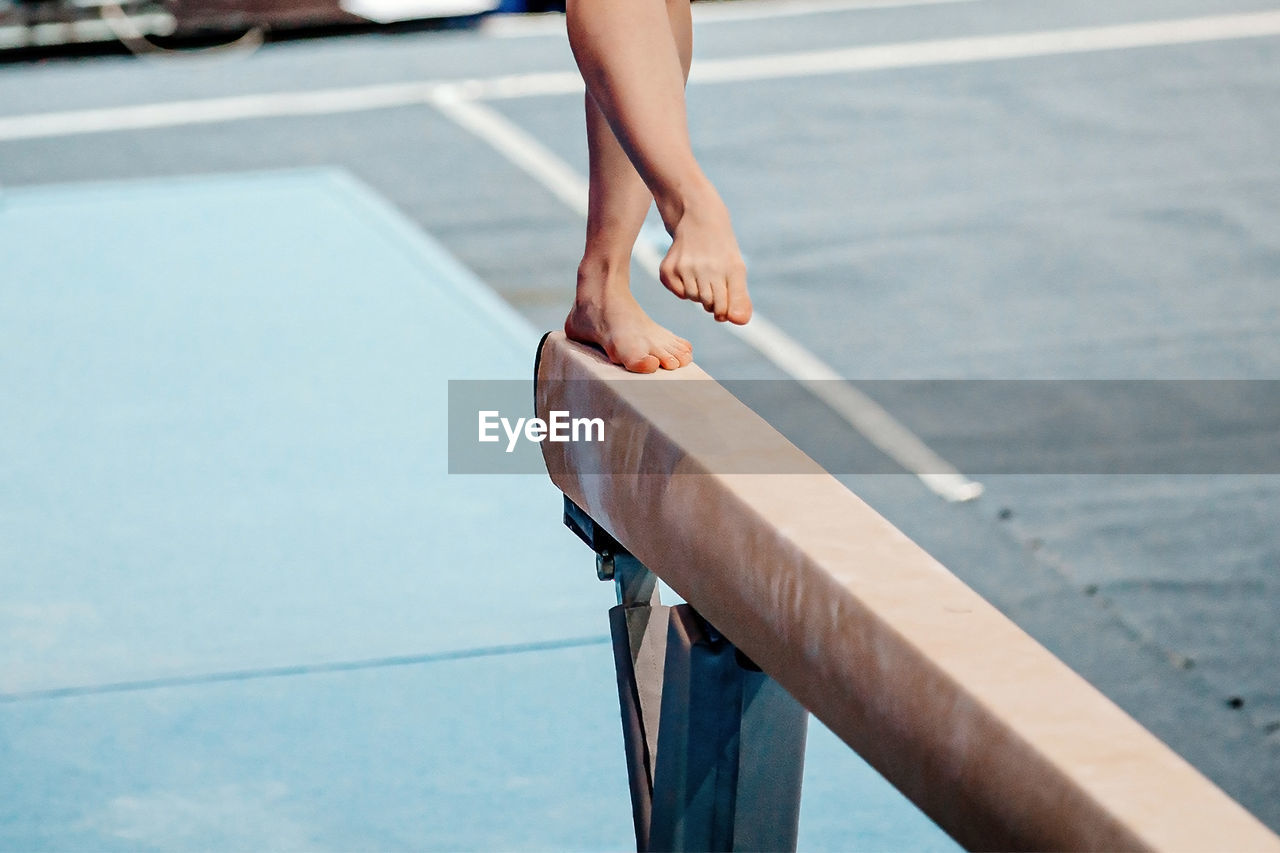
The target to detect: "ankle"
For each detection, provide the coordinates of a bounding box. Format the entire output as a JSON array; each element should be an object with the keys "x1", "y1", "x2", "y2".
[
  {"x1": 655, "y1": 174, "x2": 721, "y2": 232},
  {"x1": 576, "y1": 255, "x2": 631, "y2": 295}
]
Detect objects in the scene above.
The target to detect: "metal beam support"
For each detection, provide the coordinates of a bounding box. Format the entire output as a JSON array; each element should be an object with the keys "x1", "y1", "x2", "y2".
[{"x1": 565, "y1": 497, "x2": 808, "y2": 852}]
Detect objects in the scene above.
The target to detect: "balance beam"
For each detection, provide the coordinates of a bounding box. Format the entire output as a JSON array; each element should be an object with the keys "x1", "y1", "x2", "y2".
[{"x1": 535, "y1": 331, "x2": 1280, "y2": 852}]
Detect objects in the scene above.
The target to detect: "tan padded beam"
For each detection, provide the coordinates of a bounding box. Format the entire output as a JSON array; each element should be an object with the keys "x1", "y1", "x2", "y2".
[{"x1": 536, "y1": 331, "x2": 1280, "y2": 853}]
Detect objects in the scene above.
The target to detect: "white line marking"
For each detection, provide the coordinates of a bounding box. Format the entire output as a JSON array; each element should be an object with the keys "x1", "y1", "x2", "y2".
[
  {"x1": 4, "y1": 11, "x2": 1280, "y2": 142},
  {"x1": 690, "y1": 10, "x2": 1280, "y2": 85},
  {"x1": 438, "y1": 92, "x2": 983, "y2": 501},
  {"x1": 632, "y1": 243, "x2": 983, "y2": 500},
  {"x1": 430, "y1": 86, "x2": 588, "y2": 216},
  {"x1": 453, "y1": 70, "x2": 582, "y2": 101},
  {"x1": 0, "y1": 80, "x2": 443, "y2": 141},
  {"x1": 690, "y1": 0, "x2": 980, "y2": 25},
  {"x1": 480, "y1": 0, "x2": 981, "y2": 37}
]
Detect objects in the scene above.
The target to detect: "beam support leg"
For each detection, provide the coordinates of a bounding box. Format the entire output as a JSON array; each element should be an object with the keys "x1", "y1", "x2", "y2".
[{"x1": 564, "y1": 497, "x2": 808, "y2": 852}]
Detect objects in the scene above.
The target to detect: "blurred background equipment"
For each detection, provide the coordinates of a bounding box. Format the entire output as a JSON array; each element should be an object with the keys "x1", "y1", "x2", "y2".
[
  {"x1": 0, "y1": 0, "x2": 176, "y2": 51},
  {"x1": 0, "y1": 0, "x2": 537, "y2": 54}
]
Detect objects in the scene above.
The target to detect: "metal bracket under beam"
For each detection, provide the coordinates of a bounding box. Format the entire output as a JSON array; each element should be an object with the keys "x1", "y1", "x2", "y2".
[{"x1": 564, "y1": 497, "x2": 808, "y2": 853}]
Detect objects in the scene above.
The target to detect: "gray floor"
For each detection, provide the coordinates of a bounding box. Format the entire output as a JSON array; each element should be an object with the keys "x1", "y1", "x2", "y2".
[{"x1": 2, "y1": 0, "x2": 1278, "y2": 836}]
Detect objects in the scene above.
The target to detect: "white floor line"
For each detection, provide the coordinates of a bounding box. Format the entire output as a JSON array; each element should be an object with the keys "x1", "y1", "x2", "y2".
[
  {"x1": 689, "y1": 10, "x2": 1280, "y2": 86},
  {"x1": 480, "y1": 0, "x2": 981, "y2": 37},
  {"x1": 632, "y1": 243, "x2": 983, "y2": 501},
  {"x1": 0, "y1": 80, "x2": 444, "y2": 142},
  {"x1": 430, "y1": 86, "x2": 588, "y2": 216},
  {"x1": 440, "y1": 93, "x2": 983, "y2": 502},
  {"x1": 690, "y1": 0, "x2": 980, "y2": 24},
  {"x1": 4, "y1": 10, "x2": 1280, "y2": 142}
]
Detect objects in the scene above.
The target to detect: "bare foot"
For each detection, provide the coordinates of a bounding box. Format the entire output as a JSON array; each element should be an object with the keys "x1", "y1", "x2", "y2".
[
  {"x1": 565, "y1": 270, "x2": 693, "y2": 374},
  {"x1": 657, "y1": 186, "x2": 753, "y2": 325}
]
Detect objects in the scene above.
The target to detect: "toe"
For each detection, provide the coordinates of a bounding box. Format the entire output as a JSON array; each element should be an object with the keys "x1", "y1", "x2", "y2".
[
  {"x1": 727, "y1": 267, "x2": 753, "y2": 324},
  {"x1": 608, "y1": 339, "x2": 661, "y2": 374},
  {"x1": 625, "y1": 353, "x2": 661, "y2": 373},
  {"x1": 660, "y1": 261, "x2": 686, "y2": 299},
  {"x1": 697, "y1": 279, "x2": 716, "y2": 312},
  {"x1": 657, "y1": 348, "x2": 681, "y2": 370},
  {"x1": 711, "y1": 279, "x2": 729, "y2": 321}
]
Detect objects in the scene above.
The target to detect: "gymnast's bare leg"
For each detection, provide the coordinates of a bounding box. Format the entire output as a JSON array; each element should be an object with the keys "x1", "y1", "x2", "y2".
[{"x1": 564, "y1": 0, "x2": 751, "y2": 373}]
